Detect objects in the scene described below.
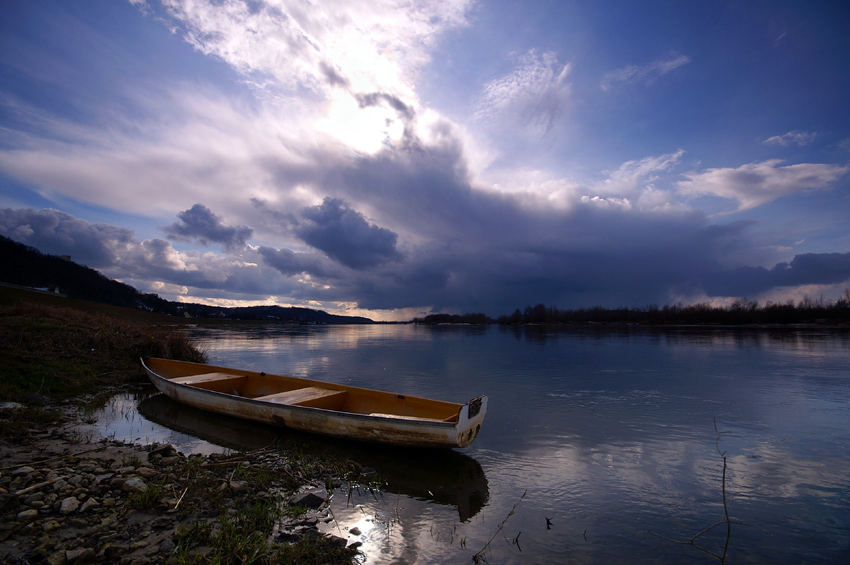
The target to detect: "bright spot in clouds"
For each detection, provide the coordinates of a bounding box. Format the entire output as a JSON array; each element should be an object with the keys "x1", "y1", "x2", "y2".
[{"x1": 319, "y1": 92, "x2": 404, "y2": 154}]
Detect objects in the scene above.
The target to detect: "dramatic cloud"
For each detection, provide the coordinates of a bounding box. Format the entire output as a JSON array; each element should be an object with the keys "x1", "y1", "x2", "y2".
[
  {"x1": 601, "y1": 54, "x2": 691, "y2": 90},
  {"x1": 678, "y1": 160, "x2": 848, "y2": 211},
  {"x1": 0, "y1": 207, "x2": 136, "y2": 269},
  {"x1": 164, "y1": 203, "x2": 253, "y2": 251},
  {"x1": 0, "y1": 207, "x2": 279, "y2": 298},
  {"x1": 294, "y1": 197, "x2": 402, "y2": 269},
  {"x1": 147, "y1": 0, "x2": 472, "y2": 100},
  {"x1": 703, "y1": 253, "x2": 850, "y2": 297},
  {"x1": 2, "y1": 3, "x2": 849, "y2": 319}
]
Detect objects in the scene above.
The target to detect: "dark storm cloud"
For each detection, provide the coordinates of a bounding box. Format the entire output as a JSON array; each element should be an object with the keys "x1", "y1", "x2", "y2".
[
  {"x1": 300, "y1": 135, "x2": 774, "y2": 313},
  {"x1": 0, "y1": 207, "x2": 288, "y2": 298},
  {"x1": 0, "y1": 207, "x2": 135, "y2": 268},
  {"x1": 256, "y1": 245, "x2": 342, "y2": 279},
  {"x1": 702, "y1": 253, "x2": 850, "y2": 297},
  {"x1": 293, "y1": 197, "x2": 402, "y2": 269},
  {"x1": 164, "y1": 204, "x2": 253, "y2": 251}
]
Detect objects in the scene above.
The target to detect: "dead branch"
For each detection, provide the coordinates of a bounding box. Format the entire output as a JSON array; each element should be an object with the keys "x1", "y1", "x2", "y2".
[
  {"x1": 472, "y1": 490, "x2": 526, "y2": 563},
  {"x1": 647, "y1": 420, "x2": 769, "y2": 564}
]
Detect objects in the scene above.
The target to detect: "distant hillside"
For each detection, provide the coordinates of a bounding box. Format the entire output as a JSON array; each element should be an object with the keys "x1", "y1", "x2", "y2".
[{"x1": 0, "y1": 235, "x2": 372, "y2": 324}]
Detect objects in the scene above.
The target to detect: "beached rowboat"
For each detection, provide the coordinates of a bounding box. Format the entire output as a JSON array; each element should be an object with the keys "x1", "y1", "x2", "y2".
[{"x1": 141, "y1": 358, "x2": 487, "y2": 448}]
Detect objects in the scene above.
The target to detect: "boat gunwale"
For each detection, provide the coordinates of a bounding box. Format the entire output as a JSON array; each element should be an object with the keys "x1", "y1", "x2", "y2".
[{"x1": 141, "y1": 357, "x2": 463, "y2": 429}]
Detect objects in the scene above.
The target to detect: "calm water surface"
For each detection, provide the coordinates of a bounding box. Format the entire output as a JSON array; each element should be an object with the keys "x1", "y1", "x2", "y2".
[{"x1": 92, "y1": 325, "x2": 850, "y2": 563}]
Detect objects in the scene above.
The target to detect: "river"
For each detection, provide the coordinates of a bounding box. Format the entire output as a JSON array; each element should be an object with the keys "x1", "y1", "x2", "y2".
[{"x1": 91, "y1": 324, "x2": 850, "y2": 563}]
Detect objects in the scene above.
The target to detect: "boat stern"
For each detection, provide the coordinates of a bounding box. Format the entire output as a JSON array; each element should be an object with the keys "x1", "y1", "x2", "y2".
[{"x1": 456, "y1": 395, "x2": 487, "y2": 447}]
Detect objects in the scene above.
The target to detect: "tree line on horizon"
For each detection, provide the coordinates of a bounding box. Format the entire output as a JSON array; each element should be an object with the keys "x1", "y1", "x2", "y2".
[{"x1": 413, "y1": 292, "x2": 850, "y2": 326}]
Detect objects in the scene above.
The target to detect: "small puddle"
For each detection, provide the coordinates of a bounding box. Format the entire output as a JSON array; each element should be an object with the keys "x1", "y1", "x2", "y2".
[{"x1": 72, "y1": 388, "x2": 237, "y2": 455}]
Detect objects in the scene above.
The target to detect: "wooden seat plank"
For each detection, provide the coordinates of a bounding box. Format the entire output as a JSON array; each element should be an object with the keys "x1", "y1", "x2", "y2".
[
  {"x1": 255, "y1": 386, "x2": 346, "y2": 406},
  {"x1": 172, "y1": 372, "x2": 245, "y2": 385}
]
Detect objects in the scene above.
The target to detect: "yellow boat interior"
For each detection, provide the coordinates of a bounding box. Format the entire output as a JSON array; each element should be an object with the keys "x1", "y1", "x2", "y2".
[{"x1": 144, "y1": 358, "x2": 461, "y2": 423}]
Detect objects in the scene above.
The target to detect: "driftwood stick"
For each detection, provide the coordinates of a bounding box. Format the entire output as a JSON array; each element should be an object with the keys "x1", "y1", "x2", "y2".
[{"x1": 15, "y1": 475, "x2": 68, "y2": 495}]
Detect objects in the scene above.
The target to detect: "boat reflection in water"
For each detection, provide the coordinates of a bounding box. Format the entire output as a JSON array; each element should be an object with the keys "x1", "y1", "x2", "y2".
[{"x1": 138, "y1": 393, "x2": 488, "y2": 521}]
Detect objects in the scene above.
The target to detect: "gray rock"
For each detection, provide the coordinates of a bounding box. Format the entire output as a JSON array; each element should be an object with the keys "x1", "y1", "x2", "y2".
[
  {"x1": 122, "y1": 477, "x2": 147, "y2": 493},
  {"x1": 60, "y1": 496, "x2": 80, "y2": 514},
  {"x1": 158, "y1": 538, "x2": 176, "y2": 555},
  {"x1": 17, "y1": 508, "x2": 38, "y2": 522},
  {"x1": 149, "y1": 444, "x2": 177, "y2": 458},
  {"x1": 99, "y1": 543, "x2": 129, "y2": 560},
  {"x1": 65, "y1": 547, "x2": 96, "y2": 563},
  {"x1": 289, "y1": 488, "x2": 328, "y2": 509},
  {"x1": 10, "y1": 465, "x2": 35, "y2": 477},
  {"x1": 349, "y1": 526, "x2": 362, "y2": 536},
  {"x1": 79, "y1": 497, "x2": 99, "y2": 513},
  {"x1": 136, "y1": 467, "x2": 158, "y2": 478},
  {"x1": 43, "y1": 520, "x2": 61, "y2": 532},
  {"x1": 0, "y1": 402, "x2": 24, "y2": 410},
  {"x1": 228, "y1": 480, "x2": 248, "y2": 493}
]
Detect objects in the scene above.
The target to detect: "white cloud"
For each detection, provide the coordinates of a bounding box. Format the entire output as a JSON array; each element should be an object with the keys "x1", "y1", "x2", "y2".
[
  {"x1": 678, "y1": 159, "x2": 848, "y2": 211},
  {"x1": 0, "y1": 86, "x2": 337, "y2": 229},
  {"x1": 475, "y1": 50, "x2": 572, "y2": 137},
  {"x1": 597, "y1": 149, "x2": 685, "y2": 197},
  {"x1": 156, "y1": 0, "x2": 472, "y2": 102},
  {"x1": 601, "y1": 54, "x2": 691, "y2": 90},
  {"x1": 763, "y1": 131, "x2": 817, "y2": 146}
]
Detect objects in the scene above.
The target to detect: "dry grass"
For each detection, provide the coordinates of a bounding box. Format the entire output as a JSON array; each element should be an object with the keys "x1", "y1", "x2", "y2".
[{"x1": 0, "y1": 299, "x2": 206, "y2": 403}]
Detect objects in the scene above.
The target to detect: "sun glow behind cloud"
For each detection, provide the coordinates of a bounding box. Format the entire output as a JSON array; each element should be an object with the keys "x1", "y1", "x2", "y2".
[{"x1": 318, "y1": 92, "x2": 405, "y2": 154}]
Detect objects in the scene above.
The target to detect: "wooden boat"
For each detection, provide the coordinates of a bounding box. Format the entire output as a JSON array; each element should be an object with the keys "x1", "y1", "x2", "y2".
[{"x1": 141, "y1": 358, "x2": 487, "y2": 448}]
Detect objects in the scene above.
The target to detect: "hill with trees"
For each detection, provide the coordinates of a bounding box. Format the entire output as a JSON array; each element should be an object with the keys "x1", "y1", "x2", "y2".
[{"x1": 0, "y1": 235, "x2": 372, "y2": 324}]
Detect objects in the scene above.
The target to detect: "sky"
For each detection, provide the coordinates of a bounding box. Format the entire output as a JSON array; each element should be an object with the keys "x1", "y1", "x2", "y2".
[{"x1": 1, "y1": 0, "x2": 850, "y2": 321}]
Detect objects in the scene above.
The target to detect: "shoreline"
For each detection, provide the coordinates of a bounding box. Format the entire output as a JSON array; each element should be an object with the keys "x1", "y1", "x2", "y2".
[{"x1": 0, "y1": 402, "x2": 362, "y2": 564}]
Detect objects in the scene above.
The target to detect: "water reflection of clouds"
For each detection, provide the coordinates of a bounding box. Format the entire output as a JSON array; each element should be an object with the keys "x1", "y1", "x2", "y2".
[
  {"x1": 172, "y1": 325, "x2": 850, "y2": 562},
  {"x1": 195, "y1": 325, "x2": 441, "y2": 379}
]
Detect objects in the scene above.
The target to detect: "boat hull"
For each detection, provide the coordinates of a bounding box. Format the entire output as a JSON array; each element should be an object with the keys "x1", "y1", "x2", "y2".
[{"x1": 141, "y1": 358, "x2": 486, "y2": 448}]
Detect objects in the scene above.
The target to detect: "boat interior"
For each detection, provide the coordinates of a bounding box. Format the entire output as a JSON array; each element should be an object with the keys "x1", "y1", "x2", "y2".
[{"x1": 162, "y1": 367, "x2": 461, "y2": 423}]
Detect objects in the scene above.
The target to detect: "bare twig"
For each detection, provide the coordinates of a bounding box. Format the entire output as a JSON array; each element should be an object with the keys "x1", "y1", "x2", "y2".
[
  {"x1": 472, "y1": 490, "x2": 526, "y2": 563},
  {"x1": 169, "y1": 486, "x2": 189, "y2": 512},
  {"x1": 648, "y1": 420, "x2": 769, "y2": 563}
]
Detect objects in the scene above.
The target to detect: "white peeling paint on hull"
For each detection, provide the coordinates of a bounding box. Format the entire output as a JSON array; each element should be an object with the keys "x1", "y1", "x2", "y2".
[{"x1": 142, "y1": 358, "x2": 487, "y2": 448}]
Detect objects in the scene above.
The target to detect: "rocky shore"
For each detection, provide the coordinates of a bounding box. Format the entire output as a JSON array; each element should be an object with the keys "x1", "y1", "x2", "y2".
[{"x1": 0, "y1": 414, "x2": 361, "y2": 564}]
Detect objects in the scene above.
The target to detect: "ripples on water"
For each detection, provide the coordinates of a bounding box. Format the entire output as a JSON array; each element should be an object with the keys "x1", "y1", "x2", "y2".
[{"x1": 86, "y1": 325, "x2": 850, "y2": 563}]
